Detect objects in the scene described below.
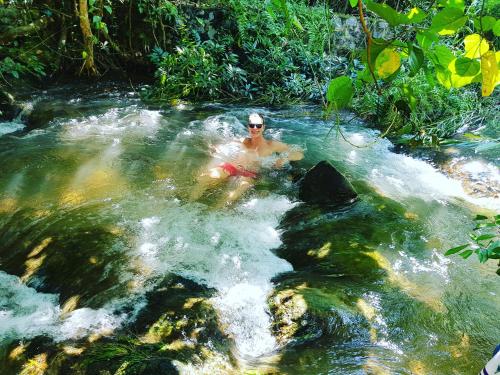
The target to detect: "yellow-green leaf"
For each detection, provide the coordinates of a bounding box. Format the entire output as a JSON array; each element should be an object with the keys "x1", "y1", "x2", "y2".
[
  {"x1": 438, "y1": 0, "x2": 465, "y2": 10},
  {"x1": 435, "y1": 66, "x2": 452, "y2": 89},
  {"x1": 292, "y1": 16, "x2": 304, "y2": 31},
  {"x1": 481, "y1": 51, "x2": 498, "y2": 96},
  {"x1": 82, "y1": 51, "x2": 88, "y2": 59},
  {"x1": 375, "y1": 48, "x2": 401, "y2": 79},
  {"x1": 464, "y1": 34, "x2": 489, "y2": 59},
  {"x1": 406, "y1": 7, "x2": 427, "y2": 23},
  {"x1": 448, "y1": 57, "x2": 481, "y2": 88},
  {"x1": 496, "y1": 51, "x2": 500, "y2": 83}
]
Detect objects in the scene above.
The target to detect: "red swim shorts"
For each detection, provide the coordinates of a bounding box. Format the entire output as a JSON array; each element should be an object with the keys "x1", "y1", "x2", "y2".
[{"x1": 220, "y1": 162, "x2": 257, "y2": 178}]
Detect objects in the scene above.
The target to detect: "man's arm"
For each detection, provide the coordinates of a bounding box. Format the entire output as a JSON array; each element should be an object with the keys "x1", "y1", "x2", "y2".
[{"x1": 272, "y1": 141, "x2": 304, "y2": 168}]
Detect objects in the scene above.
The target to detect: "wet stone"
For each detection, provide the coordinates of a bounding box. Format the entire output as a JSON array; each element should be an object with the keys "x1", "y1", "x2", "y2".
[
  {"x1": 0, "y1": 90, "x2": 21, "y2": 121},
  {"x1": 1, "y1": 276, "x2": 235, "y2": 375},
  {"x1": 298, "y1": 160, "x2": 357, "y2": 205},
  {"x1": 268, "y1": 274, "x2": 370, "y2": 347}
]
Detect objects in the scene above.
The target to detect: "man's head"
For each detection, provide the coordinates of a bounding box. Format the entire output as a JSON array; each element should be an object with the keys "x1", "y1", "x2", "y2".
[{"x1": 247, "y1": 113, "x2": 264, "y2": 137}]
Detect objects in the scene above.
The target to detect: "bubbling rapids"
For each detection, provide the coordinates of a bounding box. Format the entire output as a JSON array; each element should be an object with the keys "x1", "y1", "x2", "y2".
[{"x1": 0, "y1": 87, "x2": 498, "y2": 373}]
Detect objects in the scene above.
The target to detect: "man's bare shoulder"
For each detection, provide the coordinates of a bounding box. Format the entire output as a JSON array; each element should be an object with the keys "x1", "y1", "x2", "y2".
[
  {"x1": 242, "y1": 137, "x2": 252, "y2": 147},
  {"x1": 269, "y1": 140, "x2": 288, "y2": 152}
]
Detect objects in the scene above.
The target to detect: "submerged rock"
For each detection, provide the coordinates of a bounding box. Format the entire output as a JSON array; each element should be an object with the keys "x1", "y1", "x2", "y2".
[
  {"x1": 1, "y1": 275, "x2": 235, "y2": 375},
  {"x1": 0, "y1": 90, "x2": 21, "y2": 121},
  {"x1": 268, "y1": 275, "x2": 369, "y2": 346},
  {"x1": 74, "y1": 276, "x2": 234, "y2": 374},
  {"x1": 298, "y1": 160, "x2": 357, "y2": 205}
]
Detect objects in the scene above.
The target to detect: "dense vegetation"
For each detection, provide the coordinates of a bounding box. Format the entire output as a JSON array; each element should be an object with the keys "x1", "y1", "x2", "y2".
[{"x1": 0, "y1": 0, "x2": 499, "y2": 143}]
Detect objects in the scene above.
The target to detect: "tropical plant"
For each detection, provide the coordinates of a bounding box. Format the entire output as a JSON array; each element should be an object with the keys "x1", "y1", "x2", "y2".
[
  {"x1": 268, "y1": 0, "x2": 499, "y2": 139},
  {"x1": 446, "y1": 214, "x2": 500, "y2": 275}
]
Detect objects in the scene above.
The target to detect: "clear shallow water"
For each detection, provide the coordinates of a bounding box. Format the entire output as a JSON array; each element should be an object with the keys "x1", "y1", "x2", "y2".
[{"x1": 0, "y1": 84, "x2": 498, "y2": 374}]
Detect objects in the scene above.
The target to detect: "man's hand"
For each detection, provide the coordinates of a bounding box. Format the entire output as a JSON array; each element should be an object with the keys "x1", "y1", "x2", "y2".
[{"x1": 274, "y1": 157, "x2": 286, "y2": 169}]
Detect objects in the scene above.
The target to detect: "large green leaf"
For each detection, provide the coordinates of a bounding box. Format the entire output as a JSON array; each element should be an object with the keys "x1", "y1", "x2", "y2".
[
  {"x1": 453, "y1": 57, "x2": 481, "y2": 76},
  {"x1": 494, "y1": 20, "x2": 500, "y2": 36},
  {"x1": 408, "y1": 44, "x2": 424, "y2": 76},
  {"x1": 445, "y1": 244, "x2": 469, "y2": 256},
  {"x1": 431, "y1": 45, "x2": 455, "y2": 67},
  {"x1": 349, "y1": 0, "x2": 358, "y2": 8},
  {"x1": 473, "y1": 16, "x2": 496, "y2": 32},
  {"x1": 365, "y1": 0, "x2": 427, "y2": 26},
  {"x1": 476, "y1": 233, "x2": 497, "y2": 241},
  {"x1": 459, "y1": 249, "x2": 474, "y2": 259},
  {"x1": 449, "y1": 57, "x2": 481, "y2": 88},
  {"x1": 416, "y1": 31, "x2": 439, "y2": 50},
  {"x1": 326, "y1": 76, "x2": 353, "y2": 110},
  {"x1": 430, "y1": 7, "x2": 467, "y2": 35},
  {"x1": 365, "y1": 0, "x2": 403, "y2": 26}
]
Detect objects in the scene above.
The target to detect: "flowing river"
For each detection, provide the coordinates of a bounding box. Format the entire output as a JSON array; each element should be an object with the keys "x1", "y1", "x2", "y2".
[{"x1": 0, "y1": 83, "x2": 498, "y2": 374}]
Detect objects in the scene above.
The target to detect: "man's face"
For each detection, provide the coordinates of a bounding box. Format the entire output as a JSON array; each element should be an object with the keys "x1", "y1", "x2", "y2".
[{"x1": 248, "y1": 122, "x2": 264, "y2": 137}]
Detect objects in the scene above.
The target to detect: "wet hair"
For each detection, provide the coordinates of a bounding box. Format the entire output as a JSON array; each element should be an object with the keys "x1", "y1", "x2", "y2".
[{"x1": 248, "y1": 113, "x2": 264, "y2": 125}]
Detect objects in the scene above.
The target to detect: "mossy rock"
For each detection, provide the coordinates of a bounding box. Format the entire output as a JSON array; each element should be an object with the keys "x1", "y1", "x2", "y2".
[
  {"x1": 276, "y1": 192, "x2": 422, "y2": 281},
  {"x1": 0, "y1": 90, "x2": 21, "y2": 121},
  {"x1": 67, "y1": 276, "x2": 234, "y2": 374},
  {"x1": 1, "y1": 276, "x2": 235, "y2": 375},
  {"x1": 268, "y1": 276, "x2": 369, "y2": 346},
  {"x1": 130, "y1": 276, "x2": 229, "y2": 348}
]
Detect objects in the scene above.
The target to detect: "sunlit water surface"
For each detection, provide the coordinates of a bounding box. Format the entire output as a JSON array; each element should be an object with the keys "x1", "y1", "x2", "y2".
[{"x1": 0, "y1": 84, "x2": 498, "y2": 374}]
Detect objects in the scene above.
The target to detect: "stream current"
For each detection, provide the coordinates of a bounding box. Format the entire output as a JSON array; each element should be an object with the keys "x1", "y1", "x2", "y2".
[{"x1": 0, "y1": 84, "x2": 498, "y2": 374}]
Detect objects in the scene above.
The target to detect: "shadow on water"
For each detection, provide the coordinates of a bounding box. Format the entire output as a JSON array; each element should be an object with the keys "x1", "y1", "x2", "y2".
[
  {"x1": 265, "y1": 182, "x2": 498, "y2": 374},
  {"x1": 0, "y1": 275, "x2": 236, "y2": 375},
  {"x1": 0, "y1": 203, "x2": 133, "y2": 308}
]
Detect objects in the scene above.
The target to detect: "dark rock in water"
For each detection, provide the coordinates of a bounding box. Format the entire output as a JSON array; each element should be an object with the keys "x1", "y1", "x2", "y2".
[
  {"x1": 25, "y1": 102, "x2": 58, "y2": 130},
  {"x1": 268, "y1": 274, "x2": 369, "y2": 346},
  {"x1": 24, "y1": 99, "x2": 90, "y2": 130},
  {"x1": 0, "y1": 90, "x2": 22, "y2": 121},
  {"x1": 298, "y1": 160, "x2": 357, "y2": 205}
]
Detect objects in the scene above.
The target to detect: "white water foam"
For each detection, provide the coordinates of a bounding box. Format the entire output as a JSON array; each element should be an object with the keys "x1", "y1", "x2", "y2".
[
  {"x1": 322, "y1": 128, "x2": 500, "y2": 211},
  {"x1": 0, "y1": 271, "x2": 124, "y2": 342},
  {"x1": 61, "y1": 107, "x2": 162, "y2": 140},
  {"x1": 131, "y1": 195, "x2": 295, "y2": 357},
  {"x1": 0, "y1": 121, "x2": 25, "y2": 136}
]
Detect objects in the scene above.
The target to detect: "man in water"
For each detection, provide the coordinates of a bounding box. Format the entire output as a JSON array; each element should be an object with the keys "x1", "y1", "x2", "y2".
[{"x1": 190, "y1": 112, "x2": 304, "y2": 205}]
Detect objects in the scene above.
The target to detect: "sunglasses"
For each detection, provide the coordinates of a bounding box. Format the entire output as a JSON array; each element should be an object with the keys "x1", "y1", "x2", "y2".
[{"x1": 248, "y1": 123, "x2": 263, "y2": 129}]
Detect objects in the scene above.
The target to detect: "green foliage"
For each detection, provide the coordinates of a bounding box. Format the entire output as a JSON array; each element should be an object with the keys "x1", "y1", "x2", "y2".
[
  {"x1": 365, "y1": 0, "x2": 427, "y2": 27},
  {"x1": 150, "y1": 42, "x2": 222, "y2": 99},
  {"x1": 0, "y1": 6, "x2": 50, "y2": 80},
  {"x1": 326, "y1": 76, "x2": 353, "y2": 112},
  {"x1": 353, "y1": 69, "x2": 494, "y2": 146},
  {"x1": 445, "y1": 214, "x2": 500, "y2": 276},
  {"x1": 259, "y1": 0, "x2": 497, "y2": 144},
  {"x1": 146, "y1": 0, "x2": 337, "y2": 103}
]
